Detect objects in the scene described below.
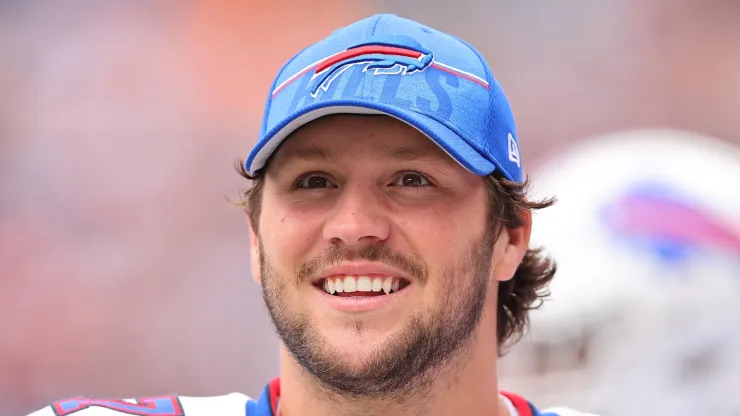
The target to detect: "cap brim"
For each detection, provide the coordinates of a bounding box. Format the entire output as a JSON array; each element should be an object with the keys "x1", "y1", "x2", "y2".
[{"x1": 245, "y1": 100, "x2": 496, "y2": 176}]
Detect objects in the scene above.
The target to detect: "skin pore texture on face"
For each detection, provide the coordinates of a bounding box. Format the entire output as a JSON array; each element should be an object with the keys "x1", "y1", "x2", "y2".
[{"x1": 249, "y1": 115, "x2": 528, "y2": 416}]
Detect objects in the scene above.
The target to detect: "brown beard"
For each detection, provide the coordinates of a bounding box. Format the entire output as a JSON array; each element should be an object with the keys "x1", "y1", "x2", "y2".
[{"x1": 259, "y1": 229, "x2": 494, "y2": 401}]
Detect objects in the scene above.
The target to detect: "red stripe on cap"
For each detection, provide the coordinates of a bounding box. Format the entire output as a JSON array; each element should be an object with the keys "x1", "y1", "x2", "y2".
[
  {"x1": 271, "y1": 64, "x2": 319, "y2": 97},
  {"x1": 500, "y1": 391, "x2": 533, "y2": 416},
  {"x1": 315, "y1": 45, "x2": 421, "y2": 74},
  {"x1": 431, "y1": 63, "x2": 490, "y2": 89}
]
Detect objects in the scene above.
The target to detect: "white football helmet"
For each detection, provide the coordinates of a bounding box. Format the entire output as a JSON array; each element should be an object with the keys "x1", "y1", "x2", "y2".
[{"x1": 499, "y1": 130, "x2": 740, "y2": 415}]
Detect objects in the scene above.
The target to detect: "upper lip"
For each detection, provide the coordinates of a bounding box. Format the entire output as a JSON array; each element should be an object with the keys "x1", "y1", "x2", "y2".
[{"x1": 312, "y1": 261, "x2": 413, "y2": 284}]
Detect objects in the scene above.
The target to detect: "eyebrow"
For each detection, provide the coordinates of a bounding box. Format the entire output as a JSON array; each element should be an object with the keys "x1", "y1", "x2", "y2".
[
  {"x1": 271, "y1": 145, "x2": 340, "y2": 171},
  {"x1": 272, "y1": 144, "x2": 444, "y2": 170},
  {"x1": 376, "y1": 146, "x2": 435, "y2": 163}
]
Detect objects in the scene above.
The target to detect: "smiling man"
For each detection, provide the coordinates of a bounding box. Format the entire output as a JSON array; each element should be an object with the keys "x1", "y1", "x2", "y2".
[{"x1": 29, "y1": 14, "x2": 596, "y2": 416}]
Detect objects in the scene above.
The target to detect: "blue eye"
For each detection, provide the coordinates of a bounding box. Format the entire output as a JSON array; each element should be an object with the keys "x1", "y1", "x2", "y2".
[
  {"x1": 296, "y1": 174, "x2": 335, "y2": 189},
  {"x1": 393, "y1": 172, "x2": 431, "y2": 187}
]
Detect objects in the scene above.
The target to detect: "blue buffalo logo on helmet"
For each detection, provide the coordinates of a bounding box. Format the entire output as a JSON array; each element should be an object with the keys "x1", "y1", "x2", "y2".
[{"x1": 308, "y1": 38, "x2": 434, "y2": 98}]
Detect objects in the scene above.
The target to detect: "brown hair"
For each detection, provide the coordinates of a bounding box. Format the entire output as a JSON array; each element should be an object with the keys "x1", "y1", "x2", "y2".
[
  {"x1": 482, "y1": 174, "x2": 556, "y2": 353},
  {"x1": 233, "y1": 162, "x2": 556, "y2": 353}
]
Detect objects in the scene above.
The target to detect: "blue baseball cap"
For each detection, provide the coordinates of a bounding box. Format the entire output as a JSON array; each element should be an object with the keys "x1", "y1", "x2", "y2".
[{"x1": 245, "y1": 14, "x2": 523, "y2": 182}]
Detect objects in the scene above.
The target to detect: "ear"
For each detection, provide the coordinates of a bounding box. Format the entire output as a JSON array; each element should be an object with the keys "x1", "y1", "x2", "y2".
[
  {"x1": 247, "y1": 216, "x2": 262, "y2": 285},
  {"x1": 492, "y1": 209, "x2": 532, "y2": 282}
]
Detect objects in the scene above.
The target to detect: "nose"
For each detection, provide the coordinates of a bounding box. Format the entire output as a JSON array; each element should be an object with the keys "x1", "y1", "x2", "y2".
[{"x1": 322, "y1": 184, "x2": 391, "y2": 247}]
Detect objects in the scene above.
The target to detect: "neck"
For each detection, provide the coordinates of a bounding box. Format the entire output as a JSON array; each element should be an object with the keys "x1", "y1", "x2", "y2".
[{"x1": 277, "y1": 312, "x2": 507, "y2": 416}]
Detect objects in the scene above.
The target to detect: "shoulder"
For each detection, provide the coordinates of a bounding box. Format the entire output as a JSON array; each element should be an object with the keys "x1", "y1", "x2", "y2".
[
  {"x1": 501, "y1": 391, "x2": 600, "y2": 416},
  {"x1": 26, "y1": 392, "x2": 251, "y2": 416}
]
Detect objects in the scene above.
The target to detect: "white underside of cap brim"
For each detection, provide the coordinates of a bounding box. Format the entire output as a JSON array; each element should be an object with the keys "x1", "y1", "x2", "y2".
[{"x1": 249, "y1": 106, "x2": 489, "y2": 175}]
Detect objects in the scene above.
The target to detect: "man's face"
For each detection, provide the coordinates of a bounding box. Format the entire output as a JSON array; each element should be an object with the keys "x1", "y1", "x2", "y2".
[{"x1": 254, "y1": 115, "x2": 497, "y2": 398}]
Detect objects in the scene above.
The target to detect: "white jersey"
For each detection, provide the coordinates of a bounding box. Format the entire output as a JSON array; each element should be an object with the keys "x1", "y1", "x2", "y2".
[
  {"x1": 27, "y1": 393, "x2": 251, "y2": 416},
  {"x1": 26, "y1": 379, "x2": 598, "y2": 415}
]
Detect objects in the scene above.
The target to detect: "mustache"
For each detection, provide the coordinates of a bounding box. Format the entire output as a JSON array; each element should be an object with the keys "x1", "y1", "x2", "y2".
[{"x1": 296, "y1": 244, "x2": 427, "y2": 284}]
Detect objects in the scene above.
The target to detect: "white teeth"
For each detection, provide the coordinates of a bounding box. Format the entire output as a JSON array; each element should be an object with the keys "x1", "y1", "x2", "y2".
[
  {"x1": 357, "y1": 276, "x2": 372, "y2": 291},
  {"x1": 382, "y1": 277, "x2": 393, "y2": 294},
  {"x1": 372, "y1": 277, "x2": 383, "y2": 292},
  {"x1": 343, "y1": 276, "x2": 357, "y2": 292},
  {"x1": 322, "y1": 276, "x2": 405, "y2": 295}
]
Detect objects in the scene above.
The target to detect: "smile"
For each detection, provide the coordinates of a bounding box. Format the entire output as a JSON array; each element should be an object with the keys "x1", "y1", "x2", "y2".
[{"x1": 314, "y1": 275, "x2": 411, "y2": 297}]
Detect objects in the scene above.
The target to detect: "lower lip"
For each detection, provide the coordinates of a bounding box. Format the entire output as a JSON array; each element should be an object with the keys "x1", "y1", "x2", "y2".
[{"x1": 314, "y1": 285, "x2": 410, "y2": 313}]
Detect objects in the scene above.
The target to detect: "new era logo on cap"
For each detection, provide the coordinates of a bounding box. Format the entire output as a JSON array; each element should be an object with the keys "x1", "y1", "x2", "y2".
[
  {"x1": 508, "y1": 133, "x2": 521, "y2": 168},
  {"x1": 246, "y1": 14, "x2": 523, "y2": 182}
]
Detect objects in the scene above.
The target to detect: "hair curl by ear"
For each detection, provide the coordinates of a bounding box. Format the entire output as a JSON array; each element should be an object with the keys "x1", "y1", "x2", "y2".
[{"x1": 484, "y1": 175, "x2": 556, "y2": 354}]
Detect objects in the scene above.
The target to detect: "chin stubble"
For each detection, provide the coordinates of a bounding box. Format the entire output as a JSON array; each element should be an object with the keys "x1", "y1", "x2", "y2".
[{"x1": 259, "y1": 231, "x2": 494, "y2": 403}]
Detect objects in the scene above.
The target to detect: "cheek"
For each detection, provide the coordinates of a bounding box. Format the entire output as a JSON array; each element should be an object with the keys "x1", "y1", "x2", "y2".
[
  {"x1": 400, "y1": 205, "x2": 485, "y2": 254},
  {"x1": 259, "y1": 200, "x2": 324, "y2": 268},
  {"x1": 399, "y1": 208, "x2": 485, "y2": 299}
]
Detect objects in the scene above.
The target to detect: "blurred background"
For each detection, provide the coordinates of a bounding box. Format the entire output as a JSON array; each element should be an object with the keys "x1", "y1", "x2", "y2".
[{"x1": 2, "y1": 0, "x2": 739, "y2": 414}]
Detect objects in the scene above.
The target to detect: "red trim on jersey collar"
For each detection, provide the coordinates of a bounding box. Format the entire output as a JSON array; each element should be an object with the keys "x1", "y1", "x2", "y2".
[
  {"x1": 500, "y1": 391, "x2": 534, "y2": 416},
  {"x1": 268, "y1": 378, "x2": 536, "y2": 416},
  {"x1": 269, "y1": 378, "x2": 281, "y2": 415}
]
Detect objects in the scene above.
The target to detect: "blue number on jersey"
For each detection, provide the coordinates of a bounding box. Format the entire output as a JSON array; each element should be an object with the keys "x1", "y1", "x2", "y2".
[{"x1": 52, "y1": 397, "x2": 184, "y2": 416}]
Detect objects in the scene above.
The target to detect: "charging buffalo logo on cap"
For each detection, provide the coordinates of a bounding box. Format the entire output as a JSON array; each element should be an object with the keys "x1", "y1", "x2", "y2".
[{"x1": 309, "y1": 38, "x2": 434, "y2": 98}]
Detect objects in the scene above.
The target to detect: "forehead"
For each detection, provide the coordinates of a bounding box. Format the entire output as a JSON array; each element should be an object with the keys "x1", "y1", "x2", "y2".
[{"x1": 269, "y1": 114, "x2": 452, "y2": 166}]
